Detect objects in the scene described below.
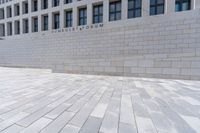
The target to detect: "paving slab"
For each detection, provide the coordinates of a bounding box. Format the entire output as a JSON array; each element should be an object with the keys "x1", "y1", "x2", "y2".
[{"x1": 0, "y1": 67, "x2": 200, "y2": 133}]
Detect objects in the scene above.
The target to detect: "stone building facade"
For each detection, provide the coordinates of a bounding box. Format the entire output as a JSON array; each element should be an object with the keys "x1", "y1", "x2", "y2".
[{"x1": 0, "y1": 0, "x2": 200, "y2": 80}]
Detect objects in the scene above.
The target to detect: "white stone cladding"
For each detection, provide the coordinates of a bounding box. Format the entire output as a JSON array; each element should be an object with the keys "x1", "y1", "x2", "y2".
[{"x1": 0, "y1": 0, "x2": 200, "y2": 80}]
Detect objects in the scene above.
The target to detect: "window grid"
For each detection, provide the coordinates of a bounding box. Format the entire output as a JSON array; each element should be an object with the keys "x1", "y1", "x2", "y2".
[
  {"x1": 65, "y1": 0, "x2": 72, "y2": 4},
  {"x1": 93, "y1": 4, "x2": 103, "y2": 24},
  {"x1": 79, "y1": 8, "x2": 87, "y2": 26},
  {"x1": 65, "y1": 10, "x2": 72, "y2": 27},
  {"x1": 175, "y1": 0, "x2": 191, "y2": 12},
  {"x1": 109, "y1": 1, "x2": 121, "y2": 21},
  {"x1": 54, "y1": 13, "x2": 60, "y2": 29},
  {"x1": 128, "y1": 0, "x2": 142, "y2": 18},
  {"x1": 150, "y1": 0, "x2": 165, "y2": 16},
  {"x1": 43, "y1": 15, "x2": 48, "y2": 31},
  {"x1": 33, "y1": 17, "x2": 38, "y2": 32}
]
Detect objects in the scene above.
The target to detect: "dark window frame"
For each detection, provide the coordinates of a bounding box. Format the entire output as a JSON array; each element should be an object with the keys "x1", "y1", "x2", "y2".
[
  {"x1": 93, "y1": 4, "x2": 103, "y2": 24},
  {"x1": 24, "y1": 19, "x2": 29, "y2": 33},
  {"x1": 175, "y1": 0, "x2": 191, "y2": 12},
  {"x1": 15, "y1": 21, "x2": 20, "y2": 34},
  {"x1": 54, "y1": 13, "x2": 60, "y2": 29},
  {"x1": 33, "y1": 0, "x2": 38, "y2": 12},
  {"x1": 65, "y1": 10, "x2": 72, "y2": 27},
  {"x1": 53, "y1": 0, "x2": 60, "y2": 7},
  {"x1": 150, "y1": 0, "x2": 165, "y2": 16},
  {"x1": 43, "y1": 0, "x2": 48, "y2": 9},
  {"x1": 109, "y1": 0, "x2": 121, "y2": 21},
  {"x1": 79, "y1": 7, "x2": 87, "y2": 26},
  {"x1": 43, "y1": 15, "x2": 48, "y2": 31},
  {"x1": 128, "y1": 0, "x2": 142, "y2": 18},
  {"x1": 65, "y1": 0, "x2": 72, "y2": 4},
  {"x1": 33, "y1": 17, "x2": 38, "y2": 32}
]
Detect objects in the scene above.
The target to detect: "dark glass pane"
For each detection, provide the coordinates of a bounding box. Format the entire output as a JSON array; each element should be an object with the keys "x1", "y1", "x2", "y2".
[
  {"x1": 135, "y1": 0, "x2": 141, "y2": 8},
  {"x1": 84, "y1": 9, "x2": 87, "y2": 17},
  {"x1": 116, "y1": 3, "x2": 121, "y2": 11},
  {"x1": 109, "y1": 14, "x2": 115, "y2": 21},
  {"x1": 135, "y1": 9, "x2": 141, "y2": 17},
  {"x1": 94, "y1": 7, "x2": 99, "y2": 15},
  {"x1": 182, "y1": 2, "x2": 189, "y2": 10},
  {"x1": 175, "y1": 2, "x2": 180, "y2": 11},
  {"x1": 84, "y1": 18, "x2": 87, "y2": 25},
  {"x1": 157, "y1": 5, "x2": 164, "y2": 14},
  {"x1": 157, "y1": 0, "x2": 164, "y2": 4},
  {"x1": 94, "y1": 16, "x2": 98, "y2": 23},
  {"x1": 116, "y1": 12, "x2": 121, "y2": 20},
  {"x1": 150, "y1": 7, "x2": 155, "y2": 15},
  {"x1": 99, "y1": 6, "x2": 103, "y2": 14},
  {"x1": 150, "y1": 0, "x2": 156, "y2": 5},
  {"x1": 128, "y1": 10, "x2": 134, "y2": 18},
  {"x1": 128, "y1": 0, "x2": 134, "y2": 9},
  {"x1": 99, "y1": 16, "x2": 103, "y2": 22},
  {"x1": 80, "y1": 18, "x2": 83, "y2": 25},
  {"x1": 80, "y1": 10, "x2": 84, "y2": 17},
  {"x1": 110, "y1": 4, "x2": 115, "y2": 12}
]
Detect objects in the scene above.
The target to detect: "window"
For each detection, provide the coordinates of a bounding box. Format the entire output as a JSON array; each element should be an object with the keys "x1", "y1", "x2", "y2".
[
  {"x1": 53, "y1": 0, "x2": 59, "y2": 7},
  {"x1": 79, "y1": 7, "x2": 87, "y2": 26},
  {"x1": 175, "y1": 0, "x2": 190, "y2": 12},
  {"x1": 6, "y1": 6, "x2": 12, "y2": 18},
  {"x1": 23, "y1": 1, "x2": 28, "y2": 14},
  {"x1": 23, "y1": 19, "x2": 29, "y2": 33},
  {"x1": 128, "y1": 0, "x2": 142, "y2": 18},
  {"x1": 14, "y1": 20, "x2": 20, "y2": 35},
  {"x1": 109, "y1": 1, "x2": 121, "y2": 21},
  {"x1": 32, "y1": 0, "x2": 38, "y2": 12},
  {"x1": 53, "y1": 13, "x2": 60, "y2": 29},
  {"x1": 42, "y1": 15, "x2": 48, "y2": 31},
  {"x1": 65, "y1": 10, "x2": 72, "y2": 27},
  {"x1": 42, "y1": 0, "x2": 48, "y2": 9},
  {"x1": 14, "y1": 4, "x2": 20, "y2": 16},
  {"x1": 0, "y1": 24, "x2": 5, "y2": 36},
  {"x1": 65, "y1": 0, "x2": 72, "y2": 4},
  {"x1": 7, "y1": 22, "x2": 12, "y2": 36},
  {"x1": 150, "y1": 0, "x2": 165, "y2": 15},
  {"x1": 32, "y1": 17, "x2": 38, "y2": 32},
  {"x1": 93, "y1": 4, "x2": 103, "y2": 24},
  {"x1": 0, "y1": 8, "x2": 4, "y2": 20}
]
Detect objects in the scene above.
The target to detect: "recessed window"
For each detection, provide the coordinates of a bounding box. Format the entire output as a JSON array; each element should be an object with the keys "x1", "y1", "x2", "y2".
[
  {"x1": 14, "y1": 4, "x2": 20, "y2": 16},
  {"x1": 175, "y1": 0, "x2": 191, "y2": 12},
  {"x1": 93, "y1": 4, "x2": 103, "y2": 24},
  {"x1": 32, "y1": 0, "x2": 38, "y2": 12},
  {"x1": 23, "y1": 1, "x2": 29, "y2": 14},
  {"x1": 150, "y1": 0, "x2": 165, "y2": 16},
  {"x1": 42, "y1": 0, "x2": 48, "y2": 9},
  {"x1": 42, "y1": 15, "x2": 48, "y2": 31},
  {"x1": 7, "y1": 22, "x2": 12, "y2": 36},
  {"x1": 128, "y1": 0, "x2": 142, "y2": 18},
  {"x1": 65, "y1": 0, "x2": 72, "y2": 4},
  {"x1": 53, "y1": 13, "x2": 60, "y2": 29},
  {"x1": 65, "y1": 10, "x2": 72, "y2": 27},
  {"x1": 32, "y1": 17, "x2": 38, "y2": 32},
  {"x1": 0, "y1": 8, "x2": 4, "y2": 20},
  {"x1": 0, "y1": 24, "x2": 5, "y2": 37},
  {"x1": 14, "y1": 20, "x2": 20, "y2": 35},
  {"x1": 6, "y1": 6, "x2": 12, "y2": 18},
  {"x1": 23, "y1": 19, "x2": 29, "y2": 33},
  {"x1": 53, "y1": 0, "x2": 59, "y2": 7},
  {"x1": 109, "y1": 0, "x2": 121, "y2": 21},
  {"x1": 79, "y1": 7, "x2": 87, "y2": 26}
]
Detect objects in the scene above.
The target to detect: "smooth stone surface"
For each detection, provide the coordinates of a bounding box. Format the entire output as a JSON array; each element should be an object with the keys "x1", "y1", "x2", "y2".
[{"x1": 0, "y1": 67, "x2": 199, "y2": 133}]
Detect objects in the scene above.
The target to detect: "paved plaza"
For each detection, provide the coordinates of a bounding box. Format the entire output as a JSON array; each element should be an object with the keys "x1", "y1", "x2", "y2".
[{"x1": 0, "y1": 67, "x2": 200, "y2": 133}]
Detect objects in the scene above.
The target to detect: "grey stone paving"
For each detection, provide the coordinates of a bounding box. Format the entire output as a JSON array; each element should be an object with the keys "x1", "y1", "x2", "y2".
[{"x1": 0, "y1": 67, "x2": 200, "y2": 133}]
